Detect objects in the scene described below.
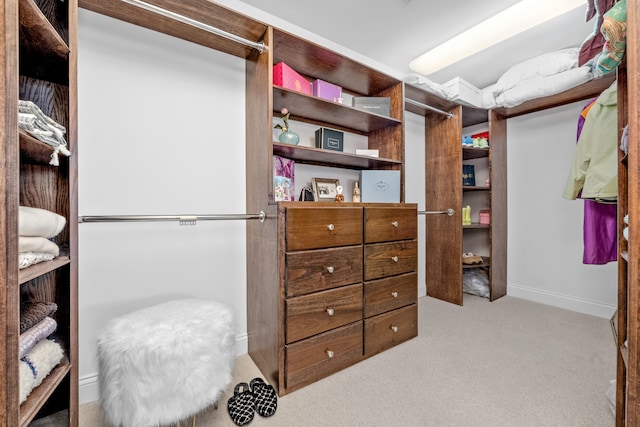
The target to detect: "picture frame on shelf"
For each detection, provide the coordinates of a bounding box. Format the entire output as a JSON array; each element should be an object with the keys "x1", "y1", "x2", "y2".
[{"x1": 312, "y1": 178, "x2": 340, "y2": 201}]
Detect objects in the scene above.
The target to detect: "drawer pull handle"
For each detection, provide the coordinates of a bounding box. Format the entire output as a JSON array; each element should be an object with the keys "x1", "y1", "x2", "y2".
[
  {"x1": 391, "y1": 221, "x2": 399, "y2": 227},
  {"x1": 390, "y1": 325, "x2": 398, "y2": 333},
  {"x1": 327, "y1": 266, "x2": 334, "y2": 273},
  {"x1": 391, "y1": 291, "x2": 398, "y2": 298},
  {"x1": 327, "y1": 223, "x2": 335, "y2": 231},
  {"x1": 391, "y1": 256, "x2": 399, "y2": 263},
  {"x1": 326, "y1": 350, "x2": 334, "y2": 359},
  {"x1": 326, "y1": 308, "x2": 335, "y2": 316}
]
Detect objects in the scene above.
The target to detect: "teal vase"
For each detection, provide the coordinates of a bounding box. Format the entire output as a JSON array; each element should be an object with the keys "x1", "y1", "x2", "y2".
[{"x1": 278, "y1": 130, "x2": 299, "y2": 145}]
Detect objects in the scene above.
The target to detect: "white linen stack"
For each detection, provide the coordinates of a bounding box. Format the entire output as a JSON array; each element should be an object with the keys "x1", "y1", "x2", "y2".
[
  {"x1": 18, "y1": 206, "x2": 66, "y2": 269},
  {"x1": 18, "y1": 100, "x2": 70, "y2": 166}
]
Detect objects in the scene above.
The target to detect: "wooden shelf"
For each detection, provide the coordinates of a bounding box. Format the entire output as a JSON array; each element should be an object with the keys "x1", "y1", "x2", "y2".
[
  {"x1": 463, "y1": 147, "x2": 489, "y2": 160},
  {"x1": 463, "y1": 223, "x2": 490, "y2": 229},
  {"x1": 462, "y1": 185, "x2": 491, "y2": 191},
  {"x1": 273, "y1": 142, "x2": 401, "y2": 169},
  {"x1": 273, "y1": 87, "x2": 402, "y2": 134},
  {"x1": 19, "y1": 357, "x2": 71, "y2": 427},
  {"x1": 19, "y1": 0, "x2": 69, "y2": 59},
  {"x1": 19, "y1": 255, "x2": 71, "y2": 285}
]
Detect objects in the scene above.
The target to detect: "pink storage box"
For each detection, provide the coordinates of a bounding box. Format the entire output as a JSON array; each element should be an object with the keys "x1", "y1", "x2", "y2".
[
  {"x1": 479, "y1": 210, "x2": 490, "y2": 225},
  {"x1": 273, "y1": 62, "x2": 311, "y2": 95},
  {"x1": 312, "y1": 79, "x2": 342, "y2": 102}
]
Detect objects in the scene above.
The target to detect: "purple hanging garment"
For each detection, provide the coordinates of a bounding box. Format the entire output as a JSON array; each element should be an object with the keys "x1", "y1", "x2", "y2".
[{"x1": 577, "y1": 99, "x2": 618, "y2": 264}]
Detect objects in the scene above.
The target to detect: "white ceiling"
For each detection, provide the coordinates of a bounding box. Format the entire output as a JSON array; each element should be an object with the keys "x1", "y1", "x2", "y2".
[{"x1": 236, "y1": 0, "x2": 596, "y2": 89}]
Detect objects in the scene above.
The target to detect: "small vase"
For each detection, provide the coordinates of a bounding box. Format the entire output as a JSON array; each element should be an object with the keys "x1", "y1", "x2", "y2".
[{"x1": 278, "y1": 130, "x2": 299, "y2": 145}]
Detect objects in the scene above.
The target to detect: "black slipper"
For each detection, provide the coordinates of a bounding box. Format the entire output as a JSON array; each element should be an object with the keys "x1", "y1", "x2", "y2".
[
  {"x1": 227, "y1": 382, "x2": 255, "y2": 426},
  {"x1": 250, "y1": 377, "x2": 278, "y2": 417}
]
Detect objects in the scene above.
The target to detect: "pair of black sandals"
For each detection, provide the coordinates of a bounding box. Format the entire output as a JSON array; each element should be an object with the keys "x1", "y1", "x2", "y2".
[{"x1": 227, "y1": 377, "x2": 278, "y2": 425}]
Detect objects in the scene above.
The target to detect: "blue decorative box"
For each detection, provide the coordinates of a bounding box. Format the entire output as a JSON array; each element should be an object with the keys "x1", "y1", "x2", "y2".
[{"x1": 360, "y1": 170, "x2": 400, "y2": 203}]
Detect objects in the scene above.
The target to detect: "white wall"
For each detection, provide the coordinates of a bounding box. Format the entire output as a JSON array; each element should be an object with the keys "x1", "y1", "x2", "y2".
[
  {"x1": 77, "y1": 10, "x2": 247, "y2": 403},
  {"x1": 506, "y1": 102, "x2": 617, "y2": 317}
]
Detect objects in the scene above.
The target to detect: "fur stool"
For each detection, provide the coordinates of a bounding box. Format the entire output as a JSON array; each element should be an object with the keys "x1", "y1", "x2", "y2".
[{"x1": 97, "y1": 299, "x2": 235, "y2": 427}]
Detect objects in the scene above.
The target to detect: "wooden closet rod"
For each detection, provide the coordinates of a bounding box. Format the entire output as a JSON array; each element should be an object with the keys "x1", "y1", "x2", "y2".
[
  {"x1": 121, "y1": 0, "x2": 267, "y2": 53},
  {"x1": 78, "y1": 211, "x2": 267, "y2": 225},
  {"x1": 405, "y1": 98, "x2": 453, "y2": 119}
]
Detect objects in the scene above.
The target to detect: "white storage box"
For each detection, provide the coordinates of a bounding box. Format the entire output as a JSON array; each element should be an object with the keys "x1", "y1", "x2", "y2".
[
  {"x1": 360, "y1": 170, "x2": 400, "y2": 203},
  {"x1": 442, "y1": 77, "x2": 482, "y2": 107}
]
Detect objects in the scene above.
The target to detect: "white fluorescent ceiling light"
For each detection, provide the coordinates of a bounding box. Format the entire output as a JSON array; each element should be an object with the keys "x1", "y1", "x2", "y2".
[{"x1": 409, "y1": 0, "x2": 587, "y2": 75}]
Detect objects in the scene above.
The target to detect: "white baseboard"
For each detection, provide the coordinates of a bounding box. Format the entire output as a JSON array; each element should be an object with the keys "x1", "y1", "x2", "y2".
[
  {"x1": 507, "y1": 283, "x2": 616, "y2": 319},
  {"x1": 80, "y1": 334, "x2": 249, "y2": 404},
  {"x1": 418, "y1": 282, "x2": 426, "y2": 298}
]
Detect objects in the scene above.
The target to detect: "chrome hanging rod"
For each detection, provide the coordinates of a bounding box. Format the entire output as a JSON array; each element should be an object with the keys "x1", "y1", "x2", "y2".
[
  {"x1": 120, "y1": 0, "x2": 267, "y2": 53},
  {"x1": 79, "y1": 211, "x2": 266, "y2": 225},
  {"x1": 418, "y1": 209, "x2": 455, "y2": 216},
  {"x1": 405, "y1": 98, "x2": 453, "y2": 119}
]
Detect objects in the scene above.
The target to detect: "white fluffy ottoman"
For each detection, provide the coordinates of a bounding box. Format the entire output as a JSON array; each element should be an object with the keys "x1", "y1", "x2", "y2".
[{"x1": 97, "y1": 299, "x2": 235, "y2": 427}]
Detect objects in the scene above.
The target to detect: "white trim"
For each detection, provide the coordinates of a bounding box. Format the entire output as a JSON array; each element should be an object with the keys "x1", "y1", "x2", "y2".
[
  {"x1": 418, "y1": 282, "x2": 427, "y2": 298},
  {"x1": 507, "y1": 283, "x2": 616, "y2": 319}
]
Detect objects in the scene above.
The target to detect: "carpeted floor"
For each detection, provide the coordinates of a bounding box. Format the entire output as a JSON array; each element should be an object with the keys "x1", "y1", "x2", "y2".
[{"x1": 35, "y1": 295, "x2": 616, "y2": 426}]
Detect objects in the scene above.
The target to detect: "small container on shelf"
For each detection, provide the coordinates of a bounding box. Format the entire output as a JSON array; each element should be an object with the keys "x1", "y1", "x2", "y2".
[{"x1": 479, "y1": 210, "x2": 490, "y2": 224}]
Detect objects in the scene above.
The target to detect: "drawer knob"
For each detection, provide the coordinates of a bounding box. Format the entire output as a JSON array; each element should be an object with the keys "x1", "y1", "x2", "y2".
[
  {"x1": 327, "y1": 266, "x2": 334, "y2": 273},
  {"x1": 390, "y1": 325, "x2": 398, "y2": 333},
  {"x1": 391, "y1": 221, "x2": 399, "y2": 227},
  {"x1": 391, "y1": 256, "x2": 399, "y2": 263},
  {"x1": 391, "y1": 291, "x2": 398, "y2": 298},
  {"x1": 326, "y1": 350, "x2": 334, "y2": 358},
  {"x1": 326, "y1": 308, "x2": 335, "y2": 316},
  {"x1": 327, "y1": 223, "x2": 335, "y2": 231}
]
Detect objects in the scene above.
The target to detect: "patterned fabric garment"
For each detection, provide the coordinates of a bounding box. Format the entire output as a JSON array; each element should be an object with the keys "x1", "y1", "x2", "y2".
[
  {"x1": 250, "y1": 377, "x2": 278, "y2": 417},
  {"x1": 227, "y1": 382, "x2": 255, "y2": 426}
]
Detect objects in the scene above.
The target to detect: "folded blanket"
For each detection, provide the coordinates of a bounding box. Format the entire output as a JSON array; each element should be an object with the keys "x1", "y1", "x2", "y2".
[
  {"x1": 18, "y1": 237, "x2": 60, "y2": 257},
  {"x1": 19, "y1": 316, "x2": 57, "y2": 359},
  {"x1": 20, "y1": 302, "x2": 58, "y2": 334},
  {"x1": 18, "y1": 100, "x2": 70, "y2": 166},
  {"x1": 19, "y1": 206, "x2": 66, "y2": 238},
  {"x1": 19, "y1": 252, "x2": 55, "y2": 270},
  {"x1": 19, "y1": 338, "x2": 64, "y2": 403}
]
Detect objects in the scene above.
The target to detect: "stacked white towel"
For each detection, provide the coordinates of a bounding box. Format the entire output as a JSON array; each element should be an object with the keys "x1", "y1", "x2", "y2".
[
  {"x1": 18, "y1": 100, "x2": 70, "y2": 166},
  {"x1": 18, "y1": 206, "x2": 66, "y2": 269}
]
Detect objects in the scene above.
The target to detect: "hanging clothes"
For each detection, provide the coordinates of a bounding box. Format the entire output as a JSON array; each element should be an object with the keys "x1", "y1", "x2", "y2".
[{"x1": 572, "y1": 95, "x2": 618, "y2": 265}]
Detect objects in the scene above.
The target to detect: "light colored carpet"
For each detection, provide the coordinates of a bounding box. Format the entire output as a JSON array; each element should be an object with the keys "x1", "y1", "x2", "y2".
[{"x1": 37, "y1": 295, "x2": 617, "y2": 426}]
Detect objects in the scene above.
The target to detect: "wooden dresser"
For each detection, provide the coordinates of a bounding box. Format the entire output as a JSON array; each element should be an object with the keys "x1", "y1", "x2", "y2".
[{"x1": 278, "y1": 202, "x2": 417, "y2": 395}]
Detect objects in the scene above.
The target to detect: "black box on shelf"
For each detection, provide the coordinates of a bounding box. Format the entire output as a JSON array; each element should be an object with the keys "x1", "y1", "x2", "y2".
[
  {"x1": 463, "y1": 164, "x2": 476, "y2": 186},
  {"x1": 315, "y1": 127, "x2": 344, "y2": 152},
  {"x1": 352, "y1": 96, "x2": 390, "y2": 116}
]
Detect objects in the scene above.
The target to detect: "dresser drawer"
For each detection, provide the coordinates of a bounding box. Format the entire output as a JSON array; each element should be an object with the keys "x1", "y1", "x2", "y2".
[
  {"x1": 286, "y1": 246, "x2": 363, "y2": 297},
  {"x1": 364, "y1": 304, "x2": 417, "y2": 356},
  {"x1": 286, "y1": 321, "x2": 363, "y2": 391},
  {"x1": 364, "y1": 206, "x2": 417, "y2": 243},
  {"x1": 286, "y1": 284, "x2": 363, "y2": 343},
  {"x1": 364, "y1": 272, "x2": 417, "y2": 318},
  {"x1": 364, "y1": 240, "x2": 417, "y2": 281},
  {"x1": 286, "y1": 207, "x2": 363, "y2": 251}
]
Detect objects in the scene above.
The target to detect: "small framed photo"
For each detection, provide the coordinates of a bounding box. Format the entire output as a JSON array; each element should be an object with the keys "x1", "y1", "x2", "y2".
[{"x1": 312, "y1": 178, "x2": 340, "y2": 201}]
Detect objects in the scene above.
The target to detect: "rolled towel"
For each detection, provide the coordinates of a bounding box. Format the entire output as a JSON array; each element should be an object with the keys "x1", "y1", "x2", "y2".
[
  {"x1": 19, "y1": 206, "x2": 66, "y2": 238},
  {"x1": 19, "y1": 316, "x2": 57, "y2": 359},
  {"x1": 18, "y1": 237, "x2": 59, "y2": 257},
  {"x1": 19, "y1": 339, "x2": 64, "y2": 403},
  {"x1": 20, "y1": 302, "x2": 58, "y2": 334}
]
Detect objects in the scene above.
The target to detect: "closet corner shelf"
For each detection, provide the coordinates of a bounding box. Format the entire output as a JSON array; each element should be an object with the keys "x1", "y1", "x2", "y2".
[
  {"x1": 19, "y1": 357, "x2": 71, "y2": 427},
  {"x1": 19, "y1": 0, "x2": 69, "y2": 59},
  {"x1": 273, "y1": 87, "x2": 402, "y2": 134},
  {"x1": 462, "y1": 185, "x2": 490, "y2": 191},
  {"x1": 463, "y1": 223, "x2": 490, "y2": 229},
  {"x1": 462, "y1": 147, "x2": 489, "y2": 160},
  {"x1": 273, "y1": 142, "x2": 402, "y2": 169},
  {"x1": 18, "y1": 255, "x2": 71, "y2": 285}
]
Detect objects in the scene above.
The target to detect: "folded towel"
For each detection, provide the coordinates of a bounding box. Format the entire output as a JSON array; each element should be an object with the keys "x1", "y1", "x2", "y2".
[
  {"x1": 19, "y1": 206, "x2": 66, "y2": 238},
  {"x1": 19, "y1": 316, "x2": 57, "y2": 359},
  {"x1": 18, "y1": 252, "x2": 55, "y2": 269},
  {"x1": 19, "y1": 338, "x2": 64, "y2": 403},
  {"x1": 20, "y1": 302, "x2": 58, "y2": 334},
  {"x1": 18, "y1": 237, "x2": 59, "y2": 257}
]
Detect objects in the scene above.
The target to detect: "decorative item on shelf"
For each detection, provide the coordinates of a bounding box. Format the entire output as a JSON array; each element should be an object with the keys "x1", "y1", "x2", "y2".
[
  {"x1": 312, "y1": 79, "x2": 342, "y2": 102},
  {"x1": 274, "y1": 108, "x2": 299, "y2": 145},
  {"x1": 273, "y1": 155, "x2": 295, "y2": 201},
  {"x1": 485, "y1": 178, "x2": 490, "y2": 187},
  {"x1": 352, "y1": 96, "x2": 391, "y2": 116},
  {"x1": 311, "y1": 178, "x2": 340, "y2": 202},
  {"x1": 462, "y1": 205, "x2": 471, "y2": 226},
  {"x1": 360, "y1": 170, "x2": 400, "y2": 203},
  {"x1": 462, "y1": 135, "x2": 473, "y2": 147},
  {"x1": 315, "y1": 127, "x2": 344, "y2": 152},
  {"x1": 352, "y1": 181, "x2": 361, "y2": 203},
  {"x1": 462, "y1": 252, "x2": 483, "y2": 265},
  {"x1": 273, "y1": 62, "x2": 311, "y2": 94},
  {"x1": 355, "y1": 149, "x2": 379, "y2": 157},
  {"x1": 479, "y1": 210, "x2": 491, "y2": 225},
  {"x1": 299, "y1": 187, "x2": 315, "y2": 201},
  {"x1": 472, "y1": 137, "x2": 489, "y2": 148},
  {"x1": 334, "y1": 185, "x2": 345, "y2": 202},
  {"x1": 462, "y1": 164, "x2": 476, "y2": 186}
]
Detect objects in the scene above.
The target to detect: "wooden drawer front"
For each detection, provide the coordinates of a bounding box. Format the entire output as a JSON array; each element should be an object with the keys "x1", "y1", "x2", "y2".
[
  {"x1": 364, "y1": 272, "x2": 417, "y2": 318},
  {"x1": 364, "y1": 304, "x2": 417, "y2": 356},
  {"x1": 365, "y1": 206, "x2": 417, "y2": 243},
  {"x1": 286, "y1": 321, "x2": 363, "y2": 391},
  {"x1": 286, "y1": 284, "x2": 363, "y2": 344},
  {"x1": 286, "y1": 246, "x2": 363, "y2": 297},
  {"x1": 286, "y1": 207, "x2": 363, "y2": 251},
  {"x1": 364, "y1": 240, "x2": 417, "y2": 281}
]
